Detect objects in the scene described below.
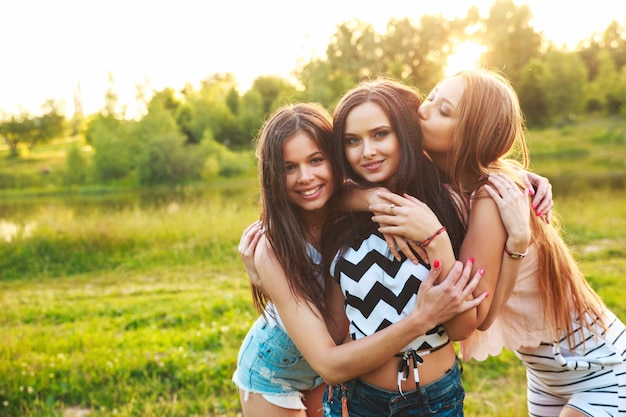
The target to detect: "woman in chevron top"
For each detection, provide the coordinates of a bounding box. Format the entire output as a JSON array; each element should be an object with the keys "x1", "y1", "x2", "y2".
[
  {"x1": 232, "y1": 102, "x2": 488, "y2": 417},
  {"x1": 320, "y1": 79, "x2": 493, "y2": 417}
]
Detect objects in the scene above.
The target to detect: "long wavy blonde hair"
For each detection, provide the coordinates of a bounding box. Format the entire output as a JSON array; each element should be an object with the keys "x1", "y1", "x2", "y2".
[{"x1": 448, "y1": 68, "x2": 606, "y2": 348}]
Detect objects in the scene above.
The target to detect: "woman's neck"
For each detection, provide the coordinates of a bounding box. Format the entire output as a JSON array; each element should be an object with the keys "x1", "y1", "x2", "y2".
[{"x1": 300, "y1": 208, "x2": 328, "y2": 247}]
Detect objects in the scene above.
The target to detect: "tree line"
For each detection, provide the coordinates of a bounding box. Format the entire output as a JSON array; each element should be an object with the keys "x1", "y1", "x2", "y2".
[{"x1": 1, "y1": 0, "x2": 625, "y2": 187}]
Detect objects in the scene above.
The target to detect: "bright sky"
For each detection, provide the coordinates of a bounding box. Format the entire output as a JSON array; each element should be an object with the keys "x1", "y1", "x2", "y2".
[{"x1": 0, "y1": 0, "x2": 623, "y2": 118}]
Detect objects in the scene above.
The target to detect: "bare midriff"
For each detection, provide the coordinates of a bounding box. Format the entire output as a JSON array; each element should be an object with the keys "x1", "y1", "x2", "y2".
[{"x1": 358, "y1": 343, "x2": 457, "y2": 392}]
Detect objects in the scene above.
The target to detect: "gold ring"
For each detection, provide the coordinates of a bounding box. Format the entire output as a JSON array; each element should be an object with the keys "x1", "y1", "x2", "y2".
[{"x1": 390, "y1": 204, "x2": 395, "y2": 215}]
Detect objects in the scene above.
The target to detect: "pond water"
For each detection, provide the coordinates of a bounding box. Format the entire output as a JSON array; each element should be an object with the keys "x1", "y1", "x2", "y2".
[
  {"x1": 0, "y1": 182, "x2": 259, "y2": 242},
  {"x1": 1, "y1": 174, "x2": 623, "y2": 242}
]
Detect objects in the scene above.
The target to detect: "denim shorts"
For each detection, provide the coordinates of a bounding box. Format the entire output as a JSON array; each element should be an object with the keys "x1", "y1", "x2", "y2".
[
  {"x1": 323, "y1": 357, "x2": 464, "y2": 417},
  {"x1": 232, "y1": 316, "x2": 323, "y2": 404}
]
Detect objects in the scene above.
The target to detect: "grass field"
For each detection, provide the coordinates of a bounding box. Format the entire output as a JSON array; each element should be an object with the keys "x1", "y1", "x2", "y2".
[{"x1": 0, "y1": 117, "x2": 625, "y2": 416}]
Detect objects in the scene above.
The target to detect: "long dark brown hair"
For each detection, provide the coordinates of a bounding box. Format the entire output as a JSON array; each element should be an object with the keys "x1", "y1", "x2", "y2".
[
  {"x1": 252, "y1": 102, "x2": 342, "y2": 320},
  {"x1": 322, "y1": 78, "x2": 466, "y2": 274}
]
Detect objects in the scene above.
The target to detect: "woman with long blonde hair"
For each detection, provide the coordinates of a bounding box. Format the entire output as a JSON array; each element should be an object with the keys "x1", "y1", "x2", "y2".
[{"x1": 418, "y1": 68, "x2": 626, "y2": 416}]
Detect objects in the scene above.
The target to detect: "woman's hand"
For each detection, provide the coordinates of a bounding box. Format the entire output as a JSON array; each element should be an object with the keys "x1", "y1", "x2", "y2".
[
  {"x1": 411, "y1": 258, "x2": 488, "y2": 325},
  {"x1": 238, "y1": 220, "x2": 264, "y2": 288},
  {"x1": 369, "y1": 191, "x2": 443, "y2": 264},
  {"x1": 485, "y1": 173, "x2": 532, "y2": 251},
  {"x1": 521, "y1": 170, "x2": 553, "y2": 224}
]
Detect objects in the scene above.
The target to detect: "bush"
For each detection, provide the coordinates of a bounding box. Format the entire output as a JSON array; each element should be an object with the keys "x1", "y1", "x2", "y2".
[{"x1": 62, "y1": 144, "x2": 90, "y2": 186}]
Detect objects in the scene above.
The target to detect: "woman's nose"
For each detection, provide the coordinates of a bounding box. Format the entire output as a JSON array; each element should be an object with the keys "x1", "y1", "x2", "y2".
[
  {"x1": 418, "y1": 105, "x2": 427, "y2": 120},
  {"x1": 297, "y1": 166, "x2": 314, "y2": 182},
  {"x1": 363, "y1": 140, "x2": 376, "y2": 157}
]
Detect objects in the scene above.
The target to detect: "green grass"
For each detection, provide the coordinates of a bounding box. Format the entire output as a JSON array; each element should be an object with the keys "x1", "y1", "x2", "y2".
[
  {"x1": 526, "y1": 117, "x2": 626, "y2": 192},
  {"x1": 0, "y1": 266, "x2": 256, "y2": 416},
  {"x1": 0, "y1": 190, "x2": 624, "y2": 417},
  {"x1": 0, "y1": 188, "x2": 261, "y2": 417},
  {"x1": 0, "y1": 117, "x2": 625, "y2": 416}
]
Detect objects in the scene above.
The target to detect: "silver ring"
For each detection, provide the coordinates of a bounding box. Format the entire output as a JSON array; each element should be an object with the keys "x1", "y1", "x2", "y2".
[{"x1": 390, "y1": 204, "x2": 395, "y2": 215}]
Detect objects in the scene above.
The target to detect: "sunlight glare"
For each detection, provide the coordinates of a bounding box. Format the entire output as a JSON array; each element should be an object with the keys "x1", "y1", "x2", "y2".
[{"x1": 444, "y1": 41, "x2": 488, "y2": 76}]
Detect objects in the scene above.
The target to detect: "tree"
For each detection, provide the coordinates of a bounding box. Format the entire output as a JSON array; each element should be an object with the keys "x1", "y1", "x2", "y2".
[
  {"x1": 237, "y1": 88, "x2": 266, "y2": 146},
  {"x1": 0, "y1": 100, "x2": 66, "y2": 157},
  {"x1": 543, "y1": 50, "x2": 587, "y2": 120},
  {"x1": 298, "y1": 19, "x2": 384, "y2": 103},
  {"x1": 579, "y1": 20, "x2": 626, "y2": 82},
  {"x1": 134, "y1": 91, "x2": 206, "y2": 185},
  {"x1": 585, "y1": 49, "x2": 619, "y2": 113},
  {"x1": 517, "y1": 60, "x2": 551, "y2": 127},
  {"x1": 297, "y1": 57, "x2": 349, "y2": 109},
  {"x1": 249, "y1": 75, "x2": 300, "y2": 115},
  {"x1": 26, "y1": 100, "x2": 66, "y2": 149},
  {"x1": 478, "y1": 0, "x2": 542, "y2": 85},
  {"x1": 518, "y1": 51, "x2": 587, "y2": 127},
  {"x1": 382, "y1": 15, "x2": 453, "y2": 91},
  {"x1": 63, "y1": 143, "x2": 90, "y2": 185},
  {"x1": 175, "y1": 73, "x2": 245, "y2": 147},
  {"x1": 0, "y1": 112, "x2": 31, "y2": 157},
  {"x1": 86, "y1": 114, "x2": 136, "y2": 182}
]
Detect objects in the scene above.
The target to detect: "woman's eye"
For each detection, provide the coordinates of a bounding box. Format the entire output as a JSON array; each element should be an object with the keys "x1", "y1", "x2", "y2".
[
  {"x1": 344, "y1": 137, "x2": 359, "y2": 146},
  {"x1": 374, "y1": 130, "x2": 390, "y2": 139}
]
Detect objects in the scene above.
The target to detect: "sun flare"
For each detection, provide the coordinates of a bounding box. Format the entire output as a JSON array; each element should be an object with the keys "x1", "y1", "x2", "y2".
[{"x1": 445, "y1": 41, "x2": 488, "y2": 76}]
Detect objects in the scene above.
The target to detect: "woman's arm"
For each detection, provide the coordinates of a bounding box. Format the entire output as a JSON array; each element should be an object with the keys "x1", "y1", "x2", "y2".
[
  {"x1": 255, "y1": 236, "x2": 486, "y2": 385},
  {"x1": 238, "y1": 220, "x2": 265, "y2": 290},
  {"x1": 368, "y1": 191, "x2": 481, "y2": 340},
  {"x1": 369, "y1": 184, "x2": 508, "y2": 340},
  {"x1": 478, "y1": 173, "x2": 532, "y2": 330},
  {"x1": 338, "y1": 181, "x2": 389, "y2": 212},
  {"x1": 341, "y1": 187, "x2": 430, "y2": 264},
  {"x1": 453, "y1": 173, "x2": 533, "y2": 337},
  {"x1": 518, "y1": 169, "x2": 553, "y2": 224},
  {"x1": 365, "y1": 175, "x2": 537, "y2": 340}
]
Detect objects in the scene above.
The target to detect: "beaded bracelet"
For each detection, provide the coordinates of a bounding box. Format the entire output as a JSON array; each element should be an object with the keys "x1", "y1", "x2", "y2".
[{"x1": 417, "y1": 226, "x2": 447, "y2": 248}]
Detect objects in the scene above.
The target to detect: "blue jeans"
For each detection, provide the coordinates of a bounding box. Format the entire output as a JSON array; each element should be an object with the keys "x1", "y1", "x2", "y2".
[
  {"x1": 323, "y1": 358, "x2": 464, "y2": 417},
  {"x1": 232, "y1": 316, "x2": 323, "y2": 396}
]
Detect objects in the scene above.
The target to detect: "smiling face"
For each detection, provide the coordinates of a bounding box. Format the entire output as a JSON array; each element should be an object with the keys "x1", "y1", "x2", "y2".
[
  {"x1": 418, "y1": 75, "x2": 465, "y2": 171},
  {"x1": 283, "y1": 132, "x2": 334, "y2": 215},
  {"x1": 342, "y1": 101, "x2": 401, "y2": 188}
]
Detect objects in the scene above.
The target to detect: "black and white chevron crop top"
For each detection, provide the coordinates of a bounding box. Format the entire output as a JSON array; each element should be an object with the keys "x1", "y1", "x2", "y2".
[{"x1": 331, "y1": 230, "x2": 449, "y2": 352}]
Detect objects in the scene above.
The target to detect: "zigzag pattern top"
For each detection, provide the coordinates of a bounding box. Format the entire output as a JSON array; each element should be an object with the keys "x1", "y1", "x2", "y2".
[{"x1": 332, "y1": 231, "x2": 449, "y2": 352}]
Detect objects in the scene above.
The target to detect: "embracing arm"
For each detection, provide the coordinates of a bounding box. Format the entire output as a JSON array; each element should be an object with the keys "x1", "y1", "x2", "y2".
[
  {"x1": 337, "y1": 181, "x2": 388, "y2": 213},
  {"x1": 478, "y1": 173, "x2": 532, "y2": 330},
  {"x1": 255, "y1": 236, "x2": 486, "y2": 385},
  {"x1": 445, "y1": 186, "x2": 510, "y2": 339},
  {"x1": 517, "y1": 168, "x2": 553, "y2": 224},
  {"x1": 239, "y1": 220, "x2": 265, "y2": 290},
  {"x1": 369, "y1": 192, "x2": 482, "y2": 340}
]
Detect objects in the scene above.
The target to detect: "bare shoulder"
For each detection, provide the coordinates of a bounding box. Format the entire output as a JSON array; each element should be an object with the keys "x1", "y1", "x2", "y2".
[
  {"x1": 253, "y1": 235, "x2": 290, "y2": 296},
  {"x1": 254, "y1": 235, "x2": 279, "y2": 271},
  {"x1": 467, "y1": 185, "x2": 500, "y2": 221}
]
